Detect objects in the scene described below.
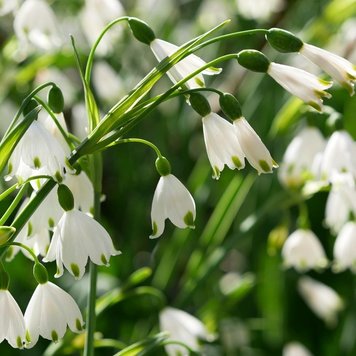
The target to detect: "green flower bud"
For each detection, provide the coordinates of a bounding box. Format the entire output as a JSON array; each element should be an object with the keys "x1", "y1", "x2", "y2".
[
  {"x1": 266, "y1": 28, "x2": 303, "y2": 53},
  {"x1": 128, "y1": 17, "x2": 156, "y2": 45},
  {"x1": 23, "y1": 99, "x2": 38, "y2": 116},
  {"x1": 189, "y1": 93, "x2": 211, "y2": 117},
  {"x1": 0, "y1": 226, "x2": 16, "y2": 246},
  {"x1": 33, "y1": 263, "x2": 48, "y2": 284},
  {"x1": 155, "y1": 156, "x2": 171, "y2": 176},
  {"x1": 219, "y1": 93, "x2": 242, "y2": 120},
  {"x1": 48, "y1": 85, "x2": 65, "y2": 113},
  {"x1": 237, "y1": 50, "x2": 270, "y2": 73},
  {"x1": 57, "y1": 184, "x2": 74, "y2": 211}
]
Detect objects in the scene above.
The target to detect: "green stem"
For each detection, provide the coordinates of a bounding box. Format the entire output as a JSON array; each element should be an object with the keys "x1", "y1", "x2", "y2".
[
  {"x1": 0, "y1": 183, "x2": 18, "y2": 202},
  {"x1": 108, "y1": 138, "x2": 162, "y2": 157},
  {"x1": 7, "y1": 241, "x2": 39, "y2": 263}
]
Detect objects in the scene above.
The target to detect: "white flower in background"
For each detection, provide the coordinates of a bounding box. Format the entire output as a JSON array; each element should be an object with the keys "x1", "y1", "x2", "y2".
[
  {"x1": 300, "y1": 43, "x2": 356, "y2": 95},
  {"x1": 0, "y1": 100, "x2": 17, "y2": 136},
  {"x1": 80, "y1": 0, "x2": 125, "y2": 55},
  {"x1": 282, "y1": 229, "x2": 328, "y2": 271},
  {"x1": 14, "y1": 0, "x2": 62, "y2": 53},
  {"x1": 333, "y1": 221, "x2": 356, "y2": 272},
  {"x1": 235, "y1": 0, "x2": 285, "y2": 21},
  {"x1": 320, "y1": 130, "x2": 356, "y2": 181},
  {"x1": 24, "y1": 281, "x2": 84, "y2": 347},
  {"x1": 325, "y1": 174, "x2": 356, "y2": 233},
  {"x1": 0, "y1": 289, "x2": 26, "y2": 348},
  {"x1": 298, "y1": 276, "x2": 343, "y2": 325},
  {"x1": 159, "y1": 307, "x2": 209, "y2": 355},
  {"x1": 64, "y1": 172, "x2": 94, "y2": 214},
  {"x1": 150, "y1": 174, "x2": 196, "y2": 238},
  {"x1": 8, "y1": 120, "x2": 68, "y2": 184},
  {"x1": 71, "y1": 103, "x2": 88, "y2": 140},
  {"x1": 202, "y1": 113, "x2": 245, "y2": 179},
  {"x1": 44, "y1": 209, "x2": 120, "y2": 279},
  {"x1": 233, "y1": 117, "x2": 277, "y2": 174},
  {"x1": 279, "y1": 127, "x2": 326, "y2": 188},
  {"x1": 150, "y1": 38, "x2": 221, "y2": 89},
  {"x1": 283, "y1": 342, "x2": 313, "y2": 356},
  {"x1": 0, "y1": 0, "x2": 19, "y2": 16},
  {"x1": 267, "y1": 62, "x2": 332, "y2": 111}
]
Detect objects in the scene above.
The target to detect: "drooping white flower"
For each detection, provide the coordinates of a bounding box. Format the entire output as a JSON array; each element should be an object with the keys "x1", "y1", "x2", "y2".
[
  {"x1": 202, "y1": 112, "x2": 245, "y2": 179},
  {"x1": 233, "y1": 117, "x2": 278, "y2": 174},
  {"x1": 8, "y1": 120, "x2": 68, "y2": 184},
  {"x1": 150, "y1": 174, "x2": 196, "y2": 238},
  {"x1": 235, "y1": 0, "x2": 285, "y2": 21},
  {"x1": 14, "y1": 0, "x2": 62, "y2": 53},
  {"x1": 63, "y1": 172, "x2": 94, "y2": 214},
  {"x1": 279, "y1": 127, "x2": 326, "y2": 188},
  {"x1": 282, "y1": 229, "x2": 328, "y2": 271},
  {"x1": 300, "y1": 43, "x2": 356, "y2": 95},
  {"x1": 283, "y1": 342, "x2": 313, "y2": 356},
  {"x1": 298, "y1": 276, "x2": 343, "y2": 325},
  {"x1": 44, "y1": 209, "x2": 120, "y2": 279},
  {"x1": 159, "y1": 307, "x2": 209, "y2": 355},
  {"x1": 319, "y1": 130, "x2": 356, "y2": 181},
  {"x1": 150, "y1": 38, "x2": 221, "y2": 89},
  {"x1": 0, "y1": 289, "x2": 26, "y2": 349},
  {"x1": 267, "y1": 62, "x2": 332, "y2": 111},
  {"x1": 24, "y1": 281, "x2": 84, "y2": 347},
  {"x1": 333, "y1": 221, "x2": 356, "y2": 273},
  {"x1": 0, "y1": 0, "x2": 19, "y2": 16},
  {"x1": 325, "y1": 173, "x2": 356, "y2": 233}
]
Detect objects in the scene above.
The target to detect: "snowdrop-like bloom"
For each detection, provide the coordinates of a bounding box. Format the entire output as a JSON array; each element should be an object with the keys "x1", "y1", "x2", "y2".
[
  {"x1": 283, "y1": 342, "x2": 313, "y2": 356},
  {"x1": 8, "y1": 120, "x2": 68, "y2": 184},
  {"x1": 14, "y1": 0, "x2": 62, "y2": 53},
  {"x1": 279, "y1": 127, "x2": 326, "y2": 188},
  {"x1": 44, "y1": 209, "x2": 120, "y2": 279},
  {"x1": 298, "y1": 276, "x2": 343, "y2": 325},
  {"x1": 325, "y1": 174, "x2": 356, "y2": 233},
  {"x1": 159, "y1": 307, "x2": 209, "y2": 355},
  {"x1": 233, "y1": 117, "x2": 278, "y2": 174},
  {"x1": 320, "y1": 130, "x2": 356, "y2": 181},
  {"x1": 24, "y1": 281, "x2": 83, "y2": 347},
  {"x1": 0, "y1": 289, "x2": 26, "y2": 348},
  {"x1": 282, "y1": 229, "x2": 328, "y2": 271},
  {"x1": 300, "y1": 43, "x2": 356, "y2": 95},
  {"x1": 333, "y1": 221, "x2": 356, "y2": 272},
  {"x1": 267, "y1": 62, "x2": 332, "y2": 111},
  {"x1": 202, "y1": 113, "x2": 245, "y2": 179},
  {"x1": 150, "y1": 174, "x2": 196, "y2": 238},
  {"x1": 150, "y1": 38, "x2": 221, "y2": 89}
]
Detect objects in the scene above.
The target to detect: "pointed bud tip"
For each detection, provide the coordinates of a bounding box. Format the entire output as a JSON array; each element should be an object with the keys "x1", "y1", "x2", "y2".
[{"x1": 237, "y1": 50, "x2": 270, "y2": 73}]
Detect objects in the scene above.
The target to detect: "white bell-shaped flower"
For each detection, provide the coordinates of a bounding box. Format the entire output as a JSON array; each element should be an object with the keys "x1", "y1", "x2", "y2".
[
  {"x1": 202, "y1": 112, "x2": 245, "y2": 179},
  {"x1": 150, "y1": 174, "x2": 196, "y2": 238},
  {"x1": 233, "y1": 117, "x2": 277, "y2": 174},
  {"x1": 0, "y1": 289, "x2": 26, "y2": 349},
  {"x1": 44, "y1": 209, "x2": 120, "y2": 279},
  {"x1": 333, "y1": 221, "x2": 356, "y2": 272},
  {"x1": 13, "y1": 0, "x2": 62, "y2": 53},
  {"x1": 301, "y1": 43, "x2": 356, "y2": 95},
  {"x1": 267, "y1": 62, "x2": 332, "y2": 111},
  {"x1": 298, "y1": 276, "x2": 343, "y2": 325},
  {"x1": 279, "y1": 127, "x2": 326, "y2": 188},
  {"x1": 325, "y1": 173, "x2": 356, "y2": 233},
  {"x1": 8, "y1": 120, "x2": 68, "y2": 183},
  {"x1": 159, "y1": 307, "x2": 209, "y2": 355},
  {"x1": 282, "y1": 229, "x2": 328, "y2": 271},
  {"x1": 24, "y1": 281, "x2": 84, "y2": 347},
  {"x1": 150, "y1": 38, "x2": 221, "y2": 89},
  {"x1": 320, "y1": 130, "x2": 356, "y2": 181},
  {"x1": 283, "y1": 342, "x2": 313, "y2": 356}
]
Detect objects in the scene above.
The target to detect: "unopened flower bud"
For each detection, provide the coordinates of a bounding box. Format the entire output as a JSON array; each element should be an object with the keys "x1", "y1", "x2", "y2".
[
  {"x1": 33, "y1": 263, "x2": 48, "y2": 284},
  {"x1": 48, "y1": 85, "x2": 64, "y2": 113},
  {"x1": 219, "y1": 93, "x2": 242, "y2": 120},
  {"x1": 237, "y1": 50, "x2": 270, "y2": 73},
  {"x1": 57, "y1": 184, "x2": 74, "y2": 211},
  {"x1": 0, "y1": 226, "x2": 16, "y2": 245},
  {"x1": 128, "y1": 17, "x2": 156, "y2": 45},
  {"x1": 155, "y1": 156, "x2": 171, "y2": 176},
  {"x1": 266, "y1": 28, "x2": 303, "y2": 53},
  {"x1": 189, "y1": 93, "x2": 211, "y2": 117}
]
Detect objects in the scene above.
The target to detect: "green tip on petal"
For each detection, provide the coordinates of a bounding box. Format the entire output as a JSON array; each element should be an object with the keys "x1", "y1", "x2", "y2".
[
  {"x1": 7, "y1": 163, "x2": 13, "y2": 175},
  {"x1": 48, "y1": 218, "x2": 55, "y2": 228},
  {"x1": 232, "y1": 156, "x2": 243, "y2": 169},
  {"x1": 101, "y1": 254, "x2": 108, "y2": 265},
  {"x1": 27, "y1": 222, "x2": 33, "y2": 236},
  {"x1": 16, "y1": 336, "x2": 23, "y2": 349},
  {"x1": 33, "y1": 157, "x2": 41, "y2": 169},
  {"x1": 70, "y1": 263, "x2": 80, "y2": 278},
  {"x1": 259, "y1": 160, "x2": 272, "y2": 173},
  {"x1": 212, "y1": 166, "x2": 220, "y2": 180},
  {"x1": 51, "y1": 330, "x2": 59, "y2": 343},
  {"x1": 308, "y1": 101, "x2": 322, "y2": 112},
  {"x1": 194, "y1": 77, "x2": 205, "y2": 87},
  {"x1": 76, "y1": 318, "x2": 84, "y2": 332},
  {"x1": 150, "y1": 221, "x2": 158, "y2": 238},
  {"x1": 25, "y1": 330, "x2": 31, "y2": 343},
  {"x1": 184, "y1": 211, "x2": 195, "y2": 228},
  {"x1": 55, "y1": 171, "x2": 63, "y2": 183}
]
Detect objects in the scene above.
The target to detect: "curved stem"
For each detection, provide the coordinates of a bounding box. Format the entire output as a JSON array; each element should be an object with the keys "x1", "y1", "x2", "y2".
[
  {"x1": 0, "y1": 183, "x2": 18, "y2": 202},
  {"x1": 6, "y1": 242, "x2": 39, "y2": 263},
  {"x1": 108, "y1": 138, "x2": 162, "y2": 157}
]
